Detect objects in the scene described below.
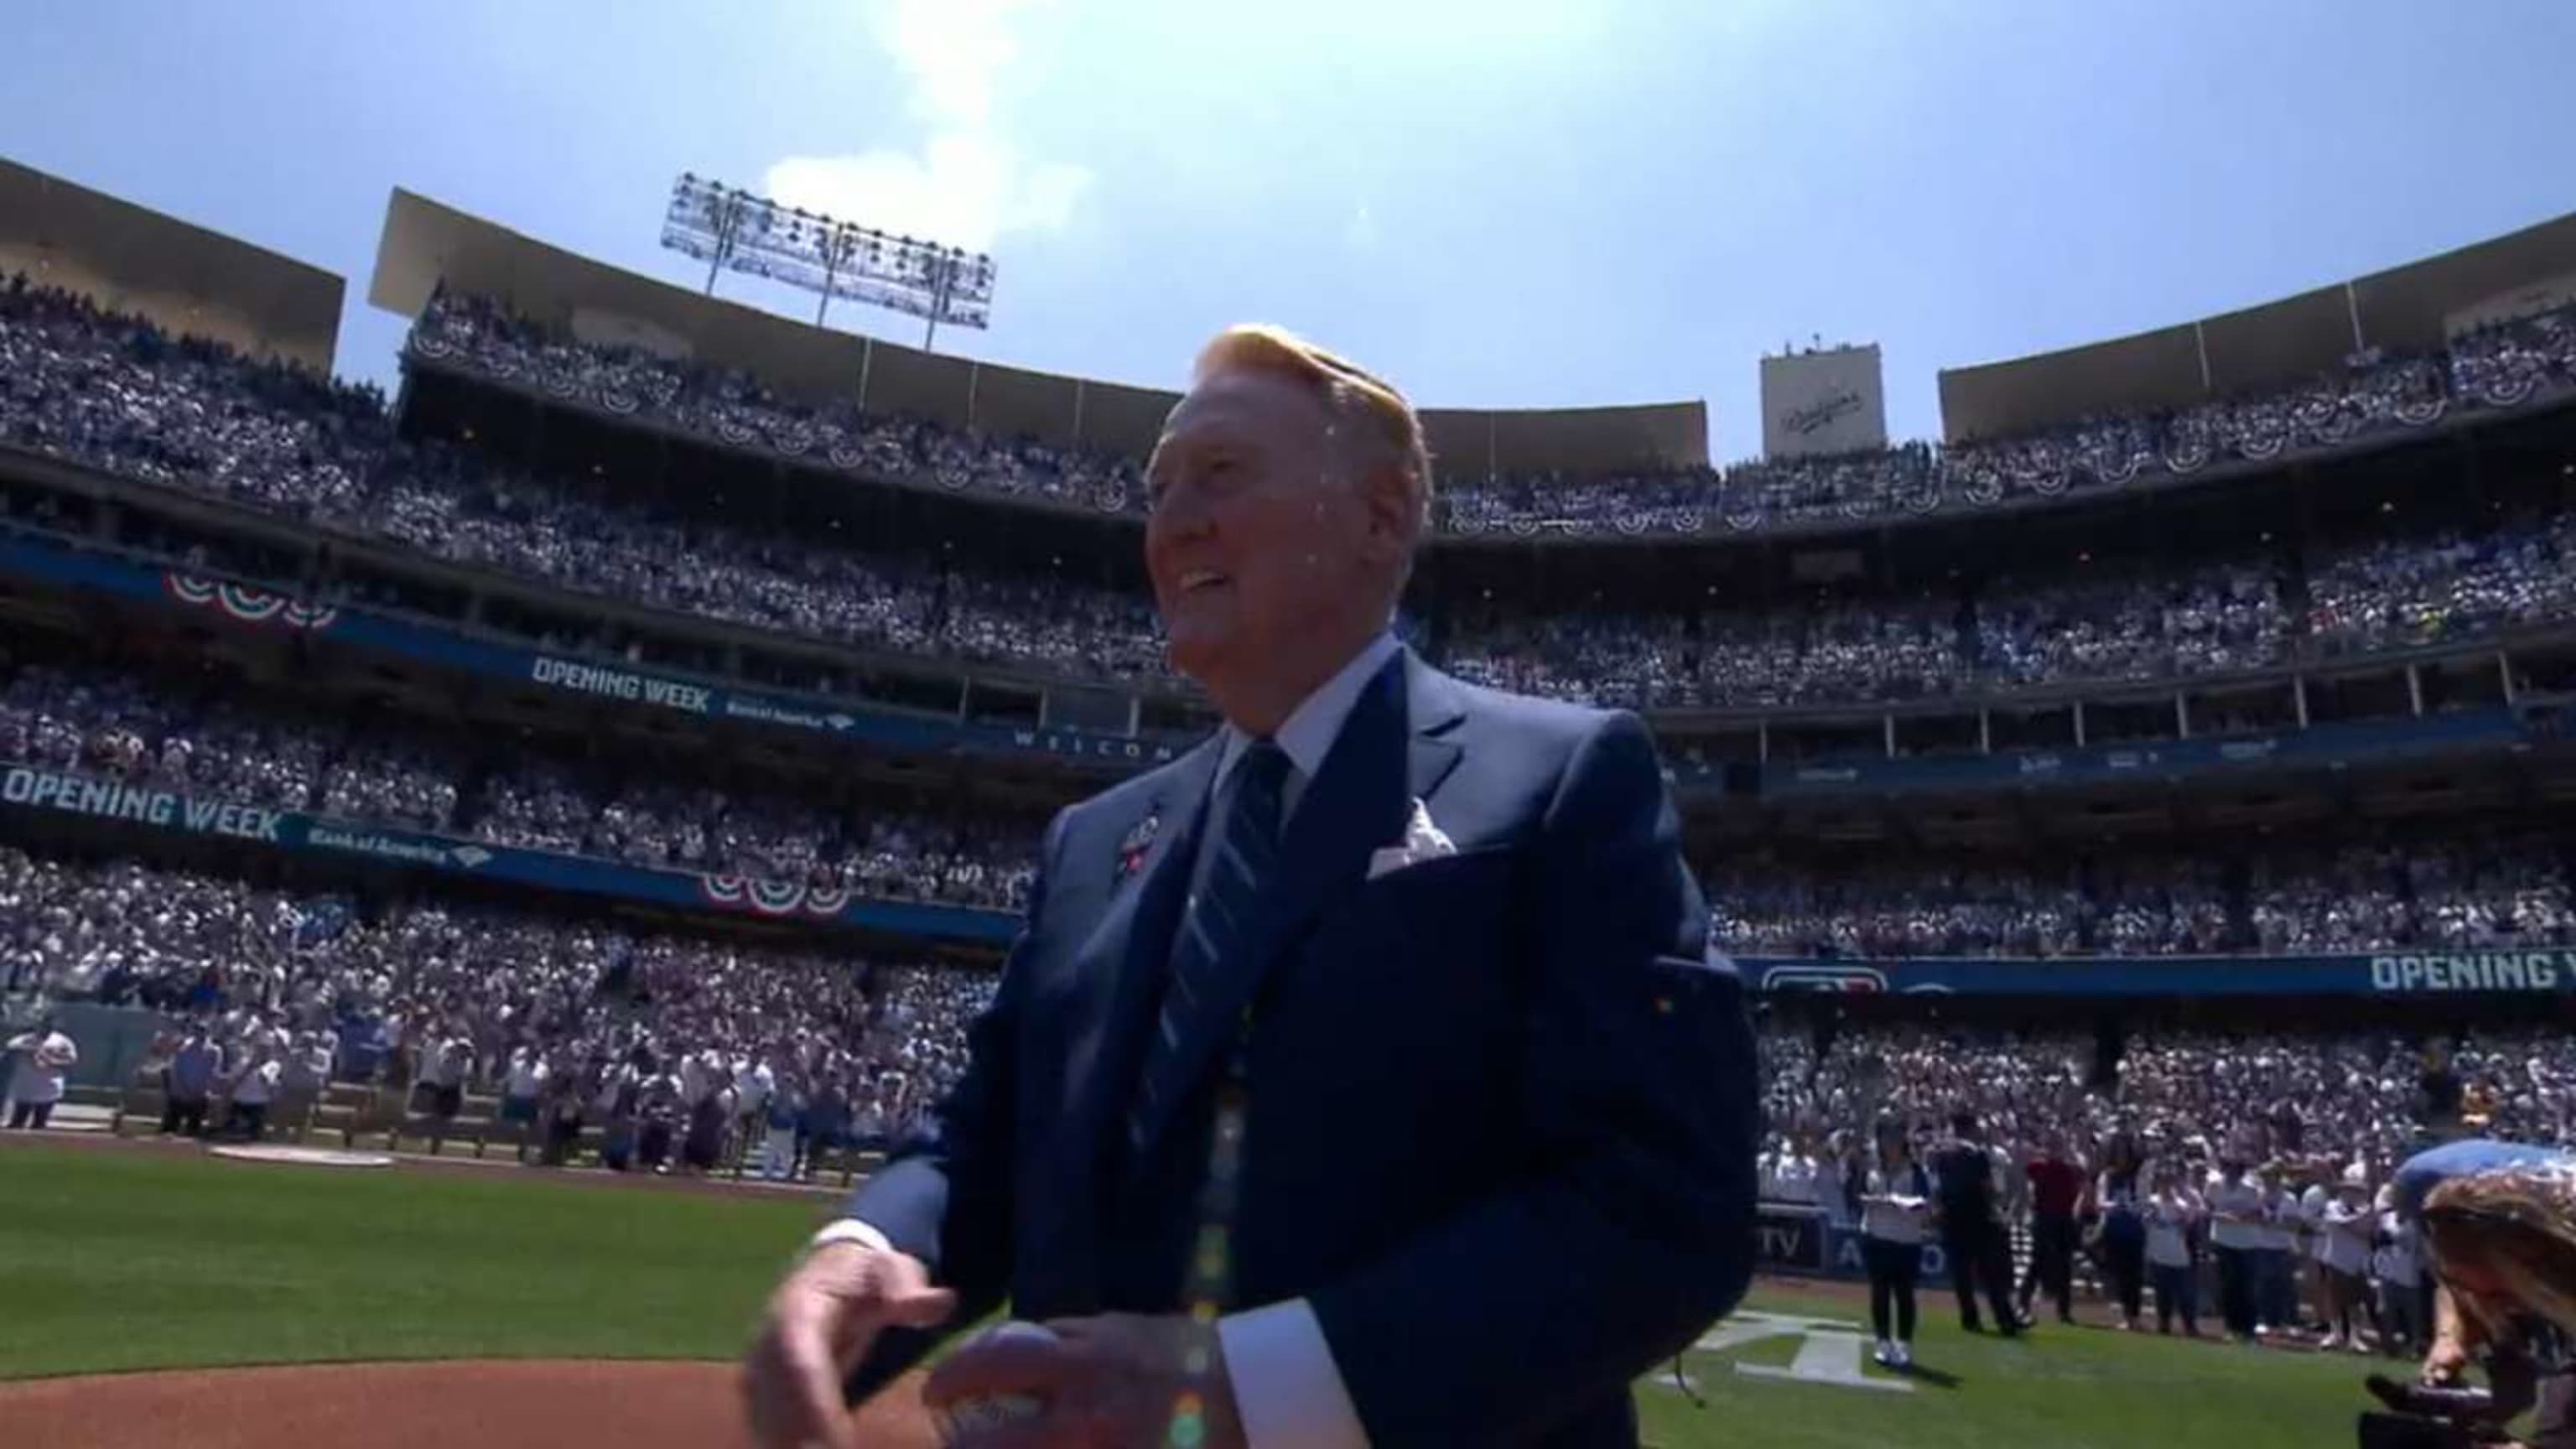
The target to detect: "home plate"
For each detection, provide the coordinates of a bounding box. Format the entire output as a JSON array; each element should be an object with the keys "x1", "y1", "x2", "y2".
[
  {"x1": 1734, "y1": 1330, "x2": 1914, "y2": 1393},
  {"x1": 1693, "y1": 1311, "x2": 1914, "y2": 1394},
  {"x1": 209, "y1": 1144, "x2": 396, "y2": 1169}
]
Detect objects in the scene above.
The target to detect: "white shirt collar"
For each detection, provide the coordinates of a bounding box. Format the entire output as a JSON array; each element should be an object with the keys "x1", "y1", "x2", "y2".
[{"x1": 1217, "y1": 632, "x2": 1404, "y2": 788}]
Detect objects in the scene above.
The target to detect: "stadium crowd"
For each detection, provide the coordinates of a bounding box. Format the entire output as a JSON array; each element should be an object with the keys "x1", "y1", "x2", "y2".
[
  {"x1": 1758, "y1": 1014, "x2": 2576, "y2": 1345},
  {"x1": 412, "y1": 287, "x2": 2576, "y2": 533},
  {"x1": 0, "y1": 844, "x2": 995, "y2": 1169},
  {"x1": 0, "y1": 652, "x2": 1038, "y2": 909},
  {"x1": 9, "y1": 818, "x2": 2568, "y2": 1301},
  {"x1": 1711, "y1": 836, "x2": 2576, "y2": 960},
  {"x1": 8, "y1": 274, "x2": 2576, "y2": 719},
  {"x1": 13, "y1": 641, "x2": 2574, "y2": 962}
]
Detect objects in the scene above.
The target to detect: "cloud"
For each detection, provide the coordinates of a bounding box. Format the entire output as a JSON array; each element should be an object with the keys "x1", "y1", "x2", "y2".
[{"x1": 764, "y1": 0, "x2": 1092, "y2": 256}]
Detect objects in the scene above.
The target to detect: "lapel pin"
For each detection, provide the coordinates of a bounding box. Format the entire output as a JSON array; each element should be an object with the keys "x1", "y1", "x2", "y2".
[{"x1": 1115, "y1": 810, "x2": 1161, "y2": 884}]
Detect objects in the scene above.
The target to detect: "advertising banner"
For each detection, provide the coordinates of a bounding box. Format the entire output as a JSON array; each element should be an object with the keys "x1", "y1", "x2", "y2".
[
  {"x1": 0, "y1": 761, "x2": 1017, "y2": 946},
  {"x1": 1746, "y1": 949, "x2": 2576, "y2": 998}
]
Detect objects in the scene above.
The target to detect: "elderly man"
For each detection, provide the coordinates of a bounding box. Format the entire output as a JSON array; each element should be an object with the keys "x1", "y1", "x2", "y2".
[{"x1": 742, "y1": 325, "x2": 1757, "y2": 1448}]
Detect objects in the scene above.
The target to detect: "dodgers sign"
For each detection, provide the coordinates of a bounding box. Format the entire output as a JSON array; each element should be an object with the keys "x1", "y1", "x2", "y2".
[{"x1": 1760, "y1": 345, "x2": 1890, "y2": 460}]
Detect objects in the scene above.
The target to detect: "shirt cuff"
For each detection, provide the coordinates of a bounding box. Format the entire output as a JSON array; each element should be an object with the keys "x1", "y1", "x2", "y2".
[
  {"x1": 1220, "y1": 1298, "x2": 1369, "y2": 1449},
  {"x1": 806, "y1": 1218, "x2": 894, "y2": 1256}
]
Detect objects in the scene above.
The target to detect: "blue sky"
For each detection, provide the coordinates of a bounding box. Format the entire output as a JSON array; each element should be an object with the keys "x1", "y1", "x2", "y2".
[{"x1": 8, "y1": 0, "x2": 2576, "y2": 460}]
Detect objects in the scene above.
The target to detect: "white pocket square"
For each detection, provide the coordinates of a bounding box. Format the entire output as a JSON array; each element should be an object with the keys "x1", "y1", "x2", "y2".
[{"x1": 1365, "y1": 797, "x2": 1457, "y2": 880}]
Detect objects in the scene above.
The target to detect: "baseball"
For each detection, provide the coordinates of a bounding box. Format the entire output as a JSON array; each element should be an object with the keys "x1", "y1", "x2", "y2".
[{"x1": 937, "y1": 1320, "x2": 1057, "y2": 1443}]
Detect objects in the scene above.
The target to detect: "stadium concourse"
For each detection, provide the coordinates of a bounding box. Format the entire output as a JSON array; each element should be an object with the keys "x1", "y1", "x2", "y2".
[{"x1": 3, "y1": 159, "x2": 2576, "y2": 1447}]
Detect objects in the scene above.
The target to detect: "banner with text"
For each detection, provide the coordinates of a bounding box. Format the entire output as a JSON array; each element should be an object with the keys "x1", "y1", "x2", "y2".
[
  {"x1": 0, "y1": 528, "x2": 1186, "y2": 771},
  {"x1": 0, "y1": 527, "x2": 2545, "y2": 799},
  {"x1": 1748, "y1": 948, "x2": 2576, "y2": 998},
  {"x1": 0, "y1": 761, "x2": 1016, "y2": 947}
]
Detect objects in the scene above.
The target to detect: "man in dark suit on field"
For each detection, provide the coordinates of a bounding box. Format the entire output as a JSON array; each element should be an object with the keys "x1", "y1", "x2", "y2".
[
  {"x1": 741, "y1": 325, "x2": 1758, "y2": 1448},
  {"x1": 1933, "y1": 1111, "x2": 2023, "y2": 1337}
]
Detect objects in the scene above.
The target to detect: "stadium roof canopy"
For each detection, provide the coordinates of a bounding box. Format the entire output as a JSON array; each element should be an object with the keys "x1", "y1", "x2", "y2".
[
  {"x1": 0, "y1": 157, "x2": 345, "y2": 372},
  {"x1": 370, "y1": 189, "x2": 1709, "y2": 474},
  {"x1": 1938, "y1": 206, "x2": 2576, "y2": 443}
]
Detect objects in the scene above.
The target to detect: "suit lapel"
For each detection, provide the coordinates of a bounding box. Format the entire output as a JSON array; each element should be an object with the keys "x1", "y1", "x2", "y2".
[
  {"x1": 1051, "y1": 736, "x2": 1222, "y2": 1293},
  {"x1": 1129, "y1": 650, "x2": 1471, "y2": 1158},
  {"x1": 1404, "y1": 651, "x2": 1468, "y2": 802}
]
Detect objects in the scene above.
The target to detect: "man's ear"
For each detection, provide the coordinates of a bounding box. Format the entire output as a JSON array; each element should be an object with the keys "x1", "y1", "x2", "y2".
[{"x1": 1357, "y1": 456, "x2": 1419, "y2": 564}]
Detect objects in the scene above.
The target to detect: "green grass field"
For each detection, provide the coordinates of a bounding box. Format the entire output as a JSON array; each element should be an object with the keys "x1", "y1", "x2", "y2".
[{"x1": 0, "y1": 1143, "x2": 2376, "y2": 1446}]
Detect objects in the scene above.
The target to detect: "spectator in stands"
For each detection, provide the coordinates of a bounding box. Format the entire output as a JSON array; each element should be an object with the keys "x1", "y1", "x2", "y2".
[
  {"x1": 222, "y1": 1046, "x2": 280, "y2": 1141},
  {"x1": 2254, "y1": 1164, "x2": 2303, "y2": 1338},
  {"x1": 3, "y1": 1015, "x2": 77, "y2": 1130},
  {"x1": 2143, "y1": 1161, "x2": 2204, "y2": 1337},
  {"x1": 2018, "y1": 1131, "x2": 2086, "y2": 1327},
  {"x1": 2317, "y1": 1163, "x2": 2380, "y2": 1353},
  {"x1": 539, "y1": 1067, "x2": 586, "y2": 1169},
  {"x1": 797, "y1": 1072, "x2": 848, "y2": 1182},
  {"x1": 2207, "y1": 1156, "x2": 2267, "y2": 1344},
  {"x1": 2375, "y1": 1184, "x2": 2426, "y2": 1358},
  {"x1": 760, "y1": 1078, "x2": 802, "y2": 1183},
  {"x1": 275, "y1": 1030, "x2": 333, "y2": 1141},
  {"x1": 15, "y1": 272, "x2": 2576, "y2": 727},
  {"x1": 419, "y1": 1030, "x2": 473, "y2": 1152},
  {"x1": 159, "y1": 1024, "x2": 221, "y2": 1137},
  {"x1": 500, "y1": 1046, "x2": 548, "y2": 1163},
  {"x1": 2094, "y1": 1135, "x2": 2149, "y2": 1333},
  {"x1": 683, "y1": 1072, "x2": 732, "y2": 1176}
]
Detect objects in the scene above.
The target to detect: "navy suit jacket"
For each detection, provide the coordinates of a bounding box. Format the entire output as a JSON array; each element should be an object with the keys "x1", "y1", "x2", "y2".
[{"x1": 843, "y1": 650, "x2": 1758, "y2": 1446}]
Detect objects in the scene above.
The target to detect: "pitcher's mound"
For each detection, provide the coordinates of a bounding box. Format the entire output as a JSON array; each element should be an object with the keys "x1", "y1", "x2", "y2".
[{"x1": 2, "y1": 1358, "x2": 938, "y2": 1449}]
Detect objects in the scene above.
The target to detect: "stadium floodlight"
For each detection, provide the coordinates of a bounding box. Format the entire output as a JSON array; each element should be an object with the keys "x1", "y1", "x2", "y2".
[{"x1": 658, "y1": 173, "x2": 996, "y2": 351}]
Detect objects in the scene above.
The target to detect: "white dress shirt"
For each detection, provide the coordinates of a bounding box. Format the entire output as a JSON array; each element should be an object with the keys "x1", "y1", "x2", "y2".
[
  {"x1": 1859, "y1": 1166, "x2": 1930, "y2": 1245},
  {"x1": 5, "y1": 1030, "x2": 76, "y2": 1104},
  {"x1": 2299, "y1": 1184, "x2": 2332, "y2": 1261},
  {"x1": 821, "y1": 632, "x2": 1403, "y2": 1449},
  {"x1": 2205, "y1": 1175, "x2": 2266, "y2": 1250},
  {"x1": 2254, "y1": 1185, "x2": 2298, "y2": 1254},
  {"x1": 1213, "y1": 631, "x2": 1405, "y2": 818},
  {"x1": 2144, "y1": 1189, "x2": 2198, "y2": 1268},
  {"x1": 233, "y1": 1058, "x2": 281, "y2": 1106},
  {"x1": 2319, "y1": 1197, "x2": 2372, "y2": 1275},
  {"x1": 2373, "y1": 1212, "x2": 2421, "y2": 1288}
]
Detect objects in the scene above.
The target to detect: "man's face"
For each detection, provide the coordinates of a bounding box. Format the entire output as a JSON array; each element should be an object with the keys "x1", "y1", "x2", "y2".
[{"x1": 1144, "y1": 368, "x2": 1391, "y2": 692}]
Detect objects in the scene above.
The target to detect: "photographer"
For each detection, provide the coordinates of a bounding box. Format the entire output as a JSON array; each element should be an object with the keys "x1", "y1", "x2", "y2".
[{"x1": 2360, "y1": 1139, "x2": 2576, "y2": 1448}]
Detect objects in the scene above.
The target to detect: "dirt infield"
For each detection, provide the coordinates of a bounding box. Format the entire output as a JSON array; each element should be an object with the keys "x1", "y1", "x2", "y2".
[
  {"x1": 2, "y1": 1358, "x2": 941, "y2": 1449},
  {"x1": 0, "y1": 1126, "x2": 849, "y2": 1205}
]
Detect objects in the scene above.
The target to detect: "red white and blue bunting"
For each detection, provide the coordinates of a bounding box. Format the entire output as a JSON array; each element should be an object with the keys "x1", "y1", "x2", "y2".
[
  {"x1": 698, "y1": 874, "x2": 853, "y2": 919},
  {"x1": 164, "y1": 574, "x2": 340, "y2": 631}
]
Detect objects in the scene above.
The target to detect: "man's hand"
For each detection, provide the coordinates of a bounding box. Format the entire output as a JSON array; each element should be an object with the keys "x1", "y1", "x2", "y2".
[
  {"x1": 2422, "y1": 1334, "x2": 2474, "y2": 1386},
  {"x1": 2421, "y1": 1281, "x2": 2482, "y2": 1387},
  {"x1": 741, "y1": 1242, "x2": 957, "y2": 1449},
  {"x1": 922, "y1": 1313, "x2": 1245, "y2": 1449}
]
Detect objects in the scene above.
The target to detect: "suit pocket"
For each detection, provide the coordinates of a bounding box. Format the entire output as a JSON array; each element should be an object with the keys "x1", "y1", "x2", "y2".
[
  {"x1": 1287, "y1": 844, "x2": 1523, "y2": 1027},
  {"x1": 1349, "y1": 841, "x2": 1516, "y2": 905}
]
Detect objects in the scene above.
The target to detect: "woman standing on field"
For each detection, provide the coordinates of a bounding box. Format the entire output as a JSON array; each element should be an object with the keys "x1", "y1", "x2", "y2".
[{"x1": 1862, "y1": 1124, "x2": 1935, "y2": 1370}]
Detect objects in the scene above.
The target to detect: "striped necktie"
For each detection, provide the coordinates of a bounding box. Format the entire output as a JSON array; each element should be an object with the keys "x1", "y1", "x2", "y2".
[{"x1": 1128, "y1": 739, "x2": 1291, "y2": 1153}]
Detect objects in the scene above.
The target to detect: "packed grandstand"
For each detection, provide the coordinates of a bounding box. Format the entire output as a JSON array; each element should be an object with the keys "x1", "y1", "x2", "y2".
[{"x1": 0, "y1": 156, "x2": 2572, "y2": 1206}]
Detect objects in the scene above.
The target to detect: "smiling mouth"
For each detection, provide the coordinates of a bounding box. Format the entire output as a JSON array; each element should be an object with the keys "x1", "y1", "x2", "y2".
[{"x1": 1176, "y1": 569, "x2": 1230, "y2": 594}]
